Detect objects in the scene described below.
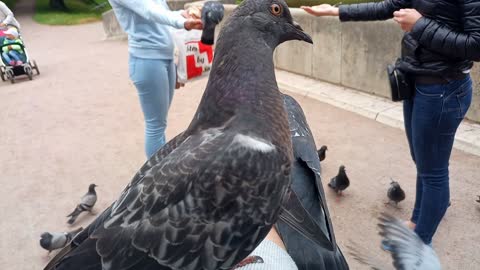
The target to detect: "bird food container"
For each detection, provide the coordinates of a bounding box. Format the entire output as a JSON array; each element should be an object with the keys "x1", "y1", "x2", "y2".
[{"x1": 172, "y1": 29, "x2": 213, "y2": 83}]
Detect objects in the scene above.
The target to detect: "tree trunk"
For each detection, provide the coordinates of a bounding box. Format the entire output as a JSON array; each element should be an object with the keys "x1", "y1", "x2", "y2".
[{"x1": 49, "y1": 0, "x2": 68, "y2": 11}]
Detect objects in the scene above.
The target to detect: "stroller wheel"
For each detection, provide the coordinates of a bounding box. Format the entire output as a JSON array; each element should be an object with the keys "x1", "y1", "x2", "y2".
[
  {"x1": 0, "y1": 67, "x2": 5, "y2": 82},
  {"x1": 6, "y1": 69, "x2": 15, "y2": 84},
  {"x1": 32, "y1": 60, "x2": 40, "y2": 75},
  {"x1": 25, "y1": 65, "x2": 33, "y2": 80}
]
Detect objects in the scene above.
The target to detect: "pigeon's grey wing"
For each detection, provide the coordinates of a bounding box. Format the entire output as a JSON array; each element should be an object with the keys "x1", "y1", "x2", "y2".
[
  {"x1": 50, "y1": 233, "x2": 68, "y2": 250},
  {"x1": 378, "y1": 214, "x2": 442, "y2": 270},
  {"x1": 90, "y1": 127, "x2": 287, "y2": 270},
  {"x1": 81, "y1": 193, "x2": 97, "y2": 207}
]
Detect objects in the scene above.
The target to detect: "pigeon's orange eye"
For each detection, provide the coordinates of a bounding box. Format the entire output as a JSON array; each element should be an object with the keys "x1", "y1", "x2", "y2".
[{"x1": 270, "y1": 4, "x2": 282, "y2": 16}]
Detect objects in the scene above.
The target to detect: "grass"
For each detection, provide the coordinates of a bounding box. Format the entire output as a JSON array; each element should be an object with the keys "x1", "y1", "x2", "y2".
[{"x1": 34, "y1": 0, "x2": 111, "y2": 25}]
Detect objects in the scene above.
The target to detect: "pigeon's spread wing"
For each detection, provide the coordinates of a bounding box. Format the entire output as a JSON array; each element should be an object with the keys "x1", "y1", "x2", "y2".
[
  {"x1": 88, "y1": 127, "x2": 286, "y2": 270},
  {"x1": 378, "y1": 214, "x2": 441, "y2": 270}
]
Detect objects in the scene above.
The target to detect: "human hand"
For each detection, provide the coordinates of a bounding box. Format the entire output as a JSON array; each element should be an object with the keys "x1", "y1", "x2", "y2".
[
  {"x1": 184, "y1": 19, "x2": 203, "y2": 30},
  {"x1": 301, "y1": 4, "x2": 339, "y2": 17},
  {"x1": 8, "y1": 45, "x2": 12, "y2": 50},
  {"x1": 185, "y1": 6, "x2": 202, "y2": 19},
  {"x1": 393, "y1": 9, "x2": 422, "y2": 32}
]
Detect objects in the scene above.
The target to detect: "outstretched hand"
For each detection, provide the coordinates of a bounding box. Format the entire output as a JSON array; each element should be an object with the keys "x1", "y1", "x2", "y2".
[
  {"x1": 184, "y1": 19, "x2": 203, "y2": 31},
  {"x1": 301, "y1": 4, "x2": 339, "y2": 17},
  {"x1": 393, "y1": 9, "x2": 422, "y2": 32}
]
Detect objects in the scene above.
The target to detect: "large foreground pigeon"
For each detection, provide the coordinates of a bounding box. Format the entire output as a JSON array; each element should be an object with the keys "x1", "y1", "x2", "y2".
[
  {"x1": 44, "y1": 0, "x2": 312, "y2": 269},
  {"x1": 276, "y1": 94, "x2": 349, "y2": 270}
]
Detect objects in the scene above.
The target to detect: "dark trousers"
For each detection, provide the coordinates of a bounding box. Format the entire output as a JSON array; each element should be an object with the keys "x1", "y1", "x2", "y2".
[{"x1": 403, "y1": 75, "x2": 472, "y2": 244}]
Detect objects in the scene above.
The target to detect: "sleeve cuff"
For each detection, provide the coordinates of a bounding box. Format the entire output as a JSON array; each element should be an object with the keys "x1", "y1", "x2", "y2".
[
  {"x1": 338, "y1": 5, "x2": 351, "y2": 21},
  {"x1": 410, "y1": 16, "x2": 429, "y2": 40},
  {"x1": 175, "y1": 17, "x2": 187, "y2": 29}
]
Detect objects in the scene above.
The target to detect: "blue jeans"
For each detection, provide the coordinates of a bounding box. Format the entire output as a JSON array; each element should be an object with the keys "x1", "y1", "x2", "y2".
[
  {"x1": 129, "y1": 55, "x2": 176, "y2": 158},
  {"x1": 403, "y1": 75, "x2": 472, "y2": 244},
  {"x1": 2, "y1": 50, "x2": 21, "y2": 64}
]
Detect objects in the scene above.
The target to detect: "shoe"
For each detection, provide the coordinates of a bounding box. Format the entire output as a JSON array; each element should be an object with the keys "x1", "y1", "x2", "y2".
[
  {"x1": 16, "y1": 61, "x2": 23, "y2": 66},
  {"x1": 9, "y1": 60, "x2": 15, "y2": 66}
]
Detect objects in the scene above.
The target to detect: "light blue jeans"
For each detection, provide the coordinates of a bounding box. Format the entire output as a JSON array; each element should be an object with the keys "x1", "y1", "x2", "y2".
[{"x1": 129, "y1": 54, "x2": 176, "y2": 158}]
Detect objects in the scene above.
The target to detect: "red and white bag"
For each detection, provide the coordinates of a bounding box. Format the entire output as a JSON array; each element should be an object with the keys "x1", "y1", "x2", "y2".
[{"x1": 172, "y1": 29, "x2": 214, "y2": 83}]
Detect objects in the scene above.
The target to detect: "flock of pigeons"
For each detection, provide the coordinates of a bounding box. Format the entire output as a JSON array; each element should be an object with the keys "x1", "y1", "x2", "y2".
[{"x1": 36, "y1": 0, "x2": 480, "y2": 269}]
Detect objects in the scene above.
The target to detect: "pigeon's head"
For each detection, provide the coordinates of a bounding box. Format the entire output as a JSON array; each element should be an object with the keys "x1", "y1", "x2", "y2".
[
  {"x1": 339, "y1": 165, "x2": 346, "y2": 172},
  {"x1": 390, "y1": 181, "x2": 400, "y2": 188},
  {"x1": 88, "y1": 183, "x2": 97, "y2": 192},
  {"x1": 40, "y1": 232, "x2": 52, "y2": 249},
  {"x1": 320, "y1": 145, "x2": 328, "y2": 151},
  {"x1": 234, "y1": 0, "x2": 312, "y2": 47}
]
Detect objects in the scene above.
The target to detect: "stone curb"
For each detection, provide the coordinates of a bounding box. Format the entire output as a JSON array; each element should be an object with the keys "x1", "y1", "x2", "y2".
[{"x1": 276, "y1": 69, "x2": 480, "y2": 157}]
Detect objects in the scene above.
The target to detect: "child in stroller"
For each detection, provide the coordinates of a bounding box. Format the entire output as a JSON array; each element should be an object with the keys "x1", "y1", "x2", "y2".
[
  {"x1": 2, "y1": 28, "x2": 24, "y2": 66},
  {"x1": 0, "y1": 26, "x2": 39, "y2": 83}
]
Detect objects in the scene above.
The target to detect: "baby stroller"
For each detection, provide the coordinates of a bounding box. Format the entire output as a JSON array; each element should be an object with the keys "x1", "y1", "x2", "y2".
[{"x1": 0, "y1": 28, "x2": 39, "y2": 84}]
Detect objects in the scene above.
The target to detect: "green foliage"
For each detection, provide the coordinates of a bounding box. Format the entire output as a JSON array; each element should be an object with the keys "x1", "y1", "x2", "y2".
[{"x1": 34, "y1": 0, "x2": 111, "y2": 25}]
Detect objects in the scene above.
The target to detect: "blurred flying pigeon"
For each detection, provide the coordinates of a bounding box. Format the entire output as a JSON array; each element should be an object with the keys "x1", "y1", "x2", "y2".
[
  {"x1": 387, "y1": 180, "x2": 405, "y2": 206},
  {"x1": 476, "y1": 196, "x2": 480, "y2": 203},
  {"x1": 276, "y1": 94, "x2": 349, "y2": 270},
  {"x1": 348, "y1": 213, "x2": 441, "y2": 270},
  {"x1": 44, "y1": 0, "x2": 312, "y2": 269},
  {"x1": 66, "y1": 184, "x2": 97, "y2": 225},
  {"x1": 201, "y1": 1, "x2": 224, "y2": 45},
  {"x1": 328, "y1": 165, "x2": 350, "y2": 195},
  {"x1": 317, "y1": 145, "x2": 327, "y2": 162},
  {"x1": 40, "y1": 228, "x2": 83, "y2": 254}
]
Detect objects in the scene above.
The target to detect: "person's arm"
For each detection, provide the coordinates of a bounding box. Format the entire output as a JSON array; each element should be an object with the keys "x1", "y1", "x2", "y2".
[
  {"x1": 409, "y1": 1, "x2": 480, "y2": 62},
  {"x1": 302, "y1": 0, "x2": 411, "y2": 21},
  {"x1": 0, "y1": 1, "x2": 15, "y2": 26},
  {"x1": 112, "y1": 0, "x2": 186, "y2": 29},
  {"x1": 339, "y1": 0, "x2": 412, "y2": 21}
]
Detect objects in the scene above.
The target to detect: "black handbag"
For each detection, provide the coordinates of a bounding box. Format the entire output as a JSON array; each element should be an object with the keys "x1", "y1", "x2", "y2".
[{"x1": 387, "y1": 63, "x2": 414, "y2": 102}]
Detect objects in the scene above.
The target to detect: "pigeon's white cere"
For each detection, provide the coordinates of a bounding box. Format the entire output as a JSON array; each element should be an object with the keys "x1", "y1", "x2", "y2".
[{"x1": 233, "y1": 134, "x2": 276, "y2": 153}]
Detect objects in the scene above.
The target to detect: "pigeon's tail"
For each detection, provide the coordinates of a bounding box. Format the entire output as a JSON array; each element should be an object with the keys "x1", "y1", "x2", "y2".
[
  {"x1": 346, "y1": 241, "x2": 390, "y2": 270},
  {"x1": 66, "y1": 206, "x2": 83, "y2": 225}
]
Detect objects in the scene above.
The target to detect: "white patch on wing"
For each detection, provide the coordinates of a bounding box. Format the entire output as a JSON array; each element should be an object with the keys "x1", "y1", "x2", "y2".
[{"x1": 233, "y1": 134, "x2": 276, "y2": 153}]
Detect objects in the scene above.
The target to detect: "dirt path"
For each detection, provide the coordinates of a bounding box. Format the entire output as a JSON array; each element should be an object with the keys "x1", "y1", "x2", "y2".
[{"x1": 1, "y1": 2, "x2": 479, "y2": 269}]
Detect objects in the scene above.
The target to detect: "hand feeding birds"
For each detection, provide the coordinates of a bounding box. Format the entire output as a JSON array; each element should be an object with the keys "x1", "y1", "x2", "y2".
[
  {"x1": 348, "y1": 213, "x2": 441, "y2": 270},
  {"x1": 386, "y1": 179, "x2": 405, "y2": 207},
  {"x1": 44, "y1": 0, "x2": 312, "y2": 269},
  {"x1": 328, "y1": 165, "x2": 350, "y2": 196},
  {"x1": 66, "y1": 183, "x2": 97, "y2": 225},
  {"x1": 40, "y1": 228, "x2": 83, "y2": 255},
  {"x1": 317, "y1": 145, "x2": 327, "y2": 162}
]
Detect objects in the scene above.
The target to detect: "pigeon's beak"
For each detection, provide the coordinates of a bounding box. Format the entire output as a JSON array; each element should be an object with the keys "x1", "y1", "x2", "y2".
[{"x1": 290, "y1": 21, "x2": 313, "y2": 44}]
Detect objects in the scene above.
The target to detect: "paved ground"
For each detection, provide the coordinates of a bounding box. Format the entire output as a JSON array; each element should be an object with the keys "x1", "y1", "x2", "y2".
[{"x1": 1, "y1": 1, "x2": 480, "y2": 269}]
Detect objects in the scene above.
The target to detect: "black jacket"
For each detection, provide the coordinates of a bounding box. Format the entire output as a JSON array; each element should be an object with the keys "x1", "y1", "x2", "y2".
[{"x1": 339, "y1": 0, "x2": 480, "y2": 76}]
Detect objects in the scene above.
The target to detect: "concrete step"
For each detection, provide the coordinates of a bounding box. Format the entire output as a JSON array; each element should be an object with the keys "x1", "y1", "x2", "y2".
[{"x1": 276, "y1": 69, "x2": 480, "y2": 157}]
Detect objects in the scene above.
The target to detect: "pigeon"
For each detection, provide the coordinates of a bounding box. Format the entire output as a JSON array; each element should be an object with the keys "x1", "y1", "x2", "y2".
[
  {"x1": 348, "y1": 213, "x2": 441, "y2": 270},
  {"x1": 66, "y1": 184, "x2": 97, "y2": 225},
  {"x1": 275, "y1": 94, "x2": 349, "y2": 270},
  {"x1": 317, "y1": 145, "x2": 327, "y2": 162},
  {"x1": 40, "y1": 228, "x2": 83, "y2": 254},
  {"x1": 201, "y1": 1, "x2": 225, "y2": 45},
  {"x1": 387, "y1": 180, "x2": 405, "y2": 206},
  {"x1": 328, "y1": 165, "x2": 350, "y2": 195},
  {"x1": 44, "y1": 1, "x2": 312, "y2": 269},
  {"x1": 476, "y1": 196, "x2": 480, "y2": 203}
]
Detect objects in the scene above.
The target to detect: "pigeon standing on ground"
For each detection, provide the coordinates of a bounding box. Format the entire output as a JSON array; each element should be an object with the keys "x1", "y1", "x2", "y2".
[
  {"x1": 387, "y1": 180, "x2": 405, "y2": 206},
  {"x1": 44, "y1": 1, "x2": 312, "y2": 269},
  {"x1": 317, "y1": 145, "x2": 327, "y2": 162},
  {"x1": 348, "y1": 213, "x2": 441, "y2": 270},
  {"x1": 66, "y1": 184, "x2": 97, "y2": 225},
  {"x1": 328, "y1": 165, "x2": 350, "y2": 195},
  {"x1": 40, "y1": 228, "x2": 83, "y2": 254},
  {"x1": 200, "y1": 1, "x2": 225, "y2": 45},
  {"x1": 276, "y1": 94, "x2": 349, "y2": 269}
]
